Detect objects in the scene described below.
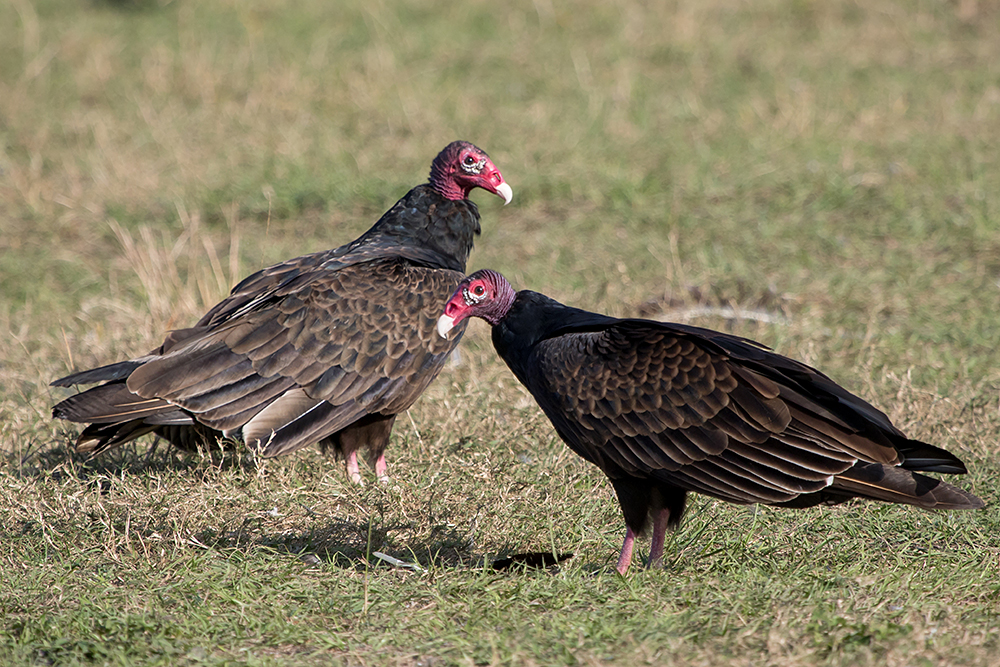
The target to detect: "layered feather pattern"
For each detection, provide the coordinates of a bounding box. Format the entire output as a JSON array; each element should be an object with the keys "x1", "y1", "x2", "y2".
[
  {"x1": 52, "y1": 142, "x2": 510, "y2": 480},
  {"x1": 438, "y1": 270, "x2": 984, "y2": 572}
]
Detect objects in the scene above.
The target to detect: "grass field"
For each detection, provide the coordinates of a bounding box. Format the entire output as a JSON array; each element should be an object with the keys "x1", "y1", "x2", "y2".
[{"x1": 2, "y1": 0, "x2": 1000, "y2": 664}]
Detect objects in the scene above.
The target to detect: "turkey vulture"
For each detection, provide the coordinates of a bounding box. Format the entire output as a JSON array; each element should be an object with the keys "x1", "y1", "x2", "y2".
[
  {"x1": 437, "y1": 269, "x2": 984, "y2": 574},
  {"x1": 51, "y1": 141, "x2": 512, "y2": 484}
]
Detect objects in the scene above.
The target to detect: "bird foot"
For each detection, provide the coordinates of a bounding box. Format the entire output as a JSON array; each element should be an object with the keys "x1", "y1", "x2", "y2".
[{"x1": 377, "y1": 474, "x2": 391, "y2": 484}]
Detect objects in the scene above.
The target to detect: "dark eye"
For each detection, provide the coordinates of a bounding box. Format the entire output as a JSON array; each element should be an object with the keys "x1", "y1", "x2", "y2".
[
  {"x1": 463, "y1": 155, "x2": 476, "y2": 166},
  {"x1": 472, "y1": 284, "x2": 486, "y2": 296}
]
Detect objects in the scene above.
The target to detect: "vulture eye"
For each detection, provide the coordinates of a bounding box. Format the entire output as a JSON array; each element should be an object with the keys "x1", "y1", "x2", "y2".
[
  {"x1": 460, "y1": 154, "x2": 486, "y2": 174},
  {"x1": 463, "y1": 283, "x2": 488, "y2": 305}
]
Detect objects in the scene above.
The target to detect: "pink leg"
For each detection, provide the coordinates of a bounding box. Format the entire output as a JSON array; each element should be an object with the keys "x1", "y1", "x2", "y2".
[
  {"x1": 647, "y1": 507, "x2": 671, "y2": 568},
  {"x1": 374, "y1": 452, "x2": 390, "y2": 483},
  {"x1": 346, "y1": 450, "x2": 364, "y2": 485},
  {"x1": 616, "y1": 527, "x2": 637, "y2": 575}
]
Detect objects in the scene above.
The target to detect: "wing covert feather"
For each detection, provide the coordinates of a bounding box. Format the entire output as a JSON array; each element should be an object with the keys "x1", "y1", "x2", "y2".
[
  {"x1": 523, "y1": 321, "x2": 904, "y2": 504},
  {"x1": 119, "y1": 260, "x2": 465, "y2": 454}
]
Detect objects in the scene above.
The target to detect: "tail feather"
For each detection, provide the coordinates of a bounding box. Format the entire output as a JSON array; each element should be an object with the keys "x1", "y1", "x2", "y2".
[
  {"x1": 896, "y1": 439, "x2": 969, "y2": 474},
  {"x1": 50, "y1": 360, "x2": 146, "y2": 388},
  {"x1": 53, "y1": 380, "x2": 223, "y2": 455},
  {"x1": 831, "y1": 463, "x2": 984, "y2": 510},
  {"x1": 75, "y1": 420, "x2": 159, "y2": 454},
  {"x1": 73, "y1": 419, "x2": 221, "y2": 456},
  {"x1": 52, "y1": 382, "x2": 175, "y2": 424}
]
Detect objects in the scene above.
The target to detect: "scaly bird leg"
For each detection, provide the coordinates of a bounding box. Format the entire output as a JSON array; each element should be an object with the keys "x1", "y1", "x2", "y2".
[
  {"x1": 616, "y1": 527, "x2": 638, "y2": 575},
  {"x1": 647, "y1": 507, "x2": 671, "y2": 569},
  {"x1": 346, "y1": 450, "x2": 364, "y2": 486},
  {"x1": 374, "y1": 452, "x2": 390, "y2": 484}
]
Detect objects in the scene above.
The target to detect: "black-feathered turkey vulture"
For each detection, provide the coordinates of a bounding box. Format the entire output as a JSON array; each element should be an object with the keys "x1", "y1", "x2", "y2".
[
  {"x1": 437, "y1": 269, "x2": 984, "y2": 574},
  {"x1": 51, "y1": 141, "x2": 512, "y2": 484}
]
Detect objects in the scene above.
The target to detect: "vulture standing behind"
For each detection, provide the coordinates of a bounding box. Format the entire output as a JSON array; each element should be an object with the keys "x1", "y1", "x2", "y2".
[
  {"x1": 436, "y1": 269, "x2": 984, "y2": 574},
  {"x1": 51, "y1": 141, "x2": 512, "y2": 484}
]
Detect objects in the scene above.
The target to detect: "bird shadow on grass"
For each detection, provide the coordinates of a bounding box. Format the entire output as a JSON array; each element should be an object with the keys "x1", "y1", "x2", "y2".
[
  {"x1": 226, "y1": 517, "x2": 485, "y2": 573},
  {"x1": 7, "y1": 437, "x2": 581, "y2": 574},
  {"x1": 192, "y1": 519, "x2": 401, "y2": 571},
  {"x1": 196, "y1": 513, "x2": 578, "y2": 574}
]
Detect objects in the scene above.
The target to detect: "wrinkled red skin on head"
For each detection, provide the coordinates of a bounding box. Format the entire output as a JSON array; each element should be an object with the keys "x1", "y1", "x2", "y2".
[
  {"x1": 442, "y1": 279, "x2": 488, "y2": 323},
  {"x1": 440, "y1": 270, "x2": 514, "y2": 332},
  {"x1": 442, "y1": 294, "x2": 468, "y2": 321},
  {"x1": 429, "y1": 142, "x2": 509, "y2": 202}
]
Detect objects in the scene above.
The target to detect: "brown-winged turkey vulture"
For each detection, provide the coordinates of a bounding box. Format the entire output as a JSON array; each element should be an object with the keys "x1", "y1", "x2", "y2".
[
  {"x1": 437, "y1": 269, "x2": 984, "y2": 574},
  {"x1": 51, "y1": 141, "x2": 512, "y2": 484}
]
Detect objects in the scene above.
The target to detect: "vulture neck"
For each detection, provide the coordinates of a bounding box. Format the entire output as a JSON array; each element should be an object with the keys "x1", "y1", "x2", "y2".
[
  {"x1": 491, "y1": 291, "x2": 618, "y2": 365},
  {"x1": 349, "y1": 184, "x2": 481, "y2": 273}
]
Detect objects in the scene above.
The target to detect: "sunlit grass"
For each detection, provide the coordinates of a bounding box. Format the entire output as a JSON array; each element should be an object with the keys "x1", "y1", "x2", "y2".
[{"x1": 2, "y1": 0, "x2": 1000, "y2": 665}]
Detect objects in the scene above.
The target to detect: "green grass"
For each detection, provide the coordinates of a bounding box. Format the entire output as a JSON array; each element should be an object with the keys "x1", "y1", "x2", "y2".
[{"x1": 3, "y1": 0, "x2": 1000, "y2": 664}]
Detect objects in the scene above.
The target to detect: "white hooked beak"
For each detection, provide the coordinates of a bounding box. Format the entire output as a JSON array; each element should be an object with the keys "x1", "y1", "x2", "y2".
[
  {"x1": 496, "y1": 182, "x2": 513, "y2": 205},
  {"x1": 436, "y1": 314, "x2": 457, "y2": 339}
]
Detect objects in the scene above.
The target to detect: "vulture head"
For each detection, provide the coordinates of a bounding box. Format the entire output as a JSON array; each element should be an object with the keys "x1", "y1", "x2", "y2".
[
  {"x1": 437, "y1": 269, "x2": 515, "y2": 337},
  {"x1": 429, "y1": 142, "x2": 513, "y2": 205}
]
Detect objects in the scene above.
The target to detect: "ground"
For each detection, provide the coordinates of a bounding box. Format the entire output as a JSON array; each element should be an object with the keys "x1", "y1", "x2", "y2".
[{"x1": 1, "y1": 0, "x2": 999, "y2": 665}]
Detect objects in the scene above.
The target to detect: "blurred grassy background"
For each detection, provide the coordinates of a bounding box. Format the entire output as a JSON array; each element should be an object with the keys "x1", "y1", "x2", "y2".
[{"x1": 2, "y1": 0, "x2": 999, "y2": 665}]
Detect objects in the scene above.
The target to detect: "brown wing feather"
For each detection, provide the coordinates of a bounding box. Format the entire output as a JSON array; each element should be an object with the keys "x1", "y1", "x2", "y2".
[
  {"x1": 53, "y1": 177, "x2": 486, "y2": 460},
  {"x1": 528, "y1": 321, "x2": 903, "y2": 504},
  {"x1": 116, "y1": 259, "x2": 465, "y2": 456}
]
